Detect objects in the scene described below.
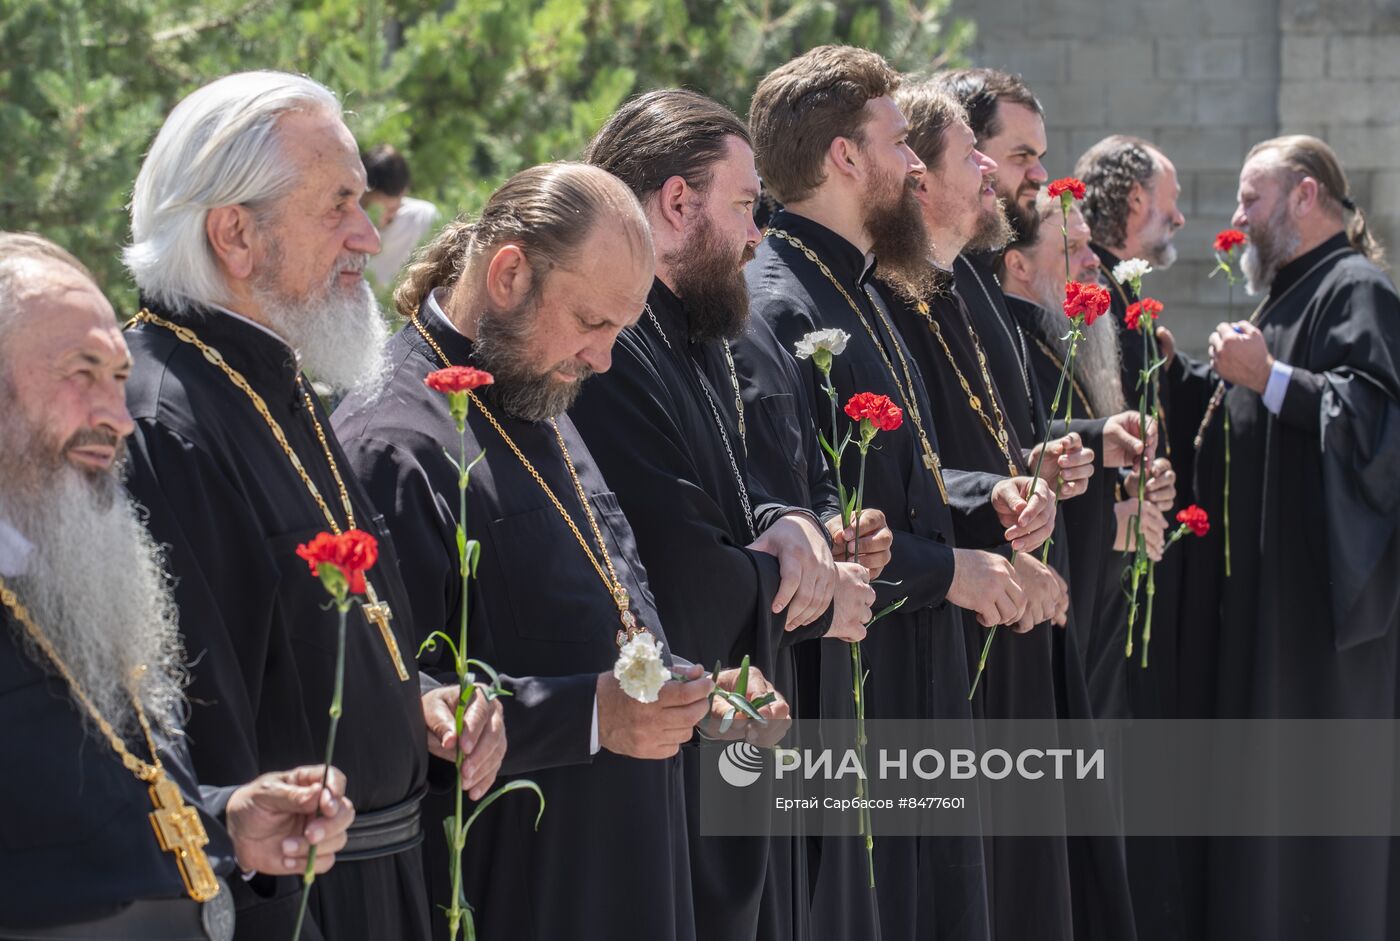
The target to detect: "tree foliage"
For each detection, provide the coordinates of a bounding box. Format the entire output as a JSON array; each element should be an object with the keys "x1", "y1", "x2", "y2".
[{"x1": 1, "y1": 0, "x2": 971, "y2": 309}]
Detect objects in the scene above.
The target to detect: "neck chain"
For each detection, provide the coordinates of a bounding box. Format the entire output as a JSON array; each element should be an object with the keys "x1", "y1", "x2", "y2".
[
  {"x1": 410, "y1": 315, "x2": 649, "y2": 646},
  {"x1": 914, "y1": 297, "x2": 1020, "y2": 476},
  {"x1": 643, "y1": 304, "x2": 756, "y2": 540},
  {"x1": 1031, "y1": 337, "x2": 1095, "y2": 420},
  {"x1": 130, "y1": 310, "x2": 410, "y2": 681},
  {"x1": 1191, "y1": 246, "x2": 1353, "y2": 449},
  {"x1": 956, "y1": 255, "x2": 1034, "y2": 408},
  {"x1": 0, "y1": 576, "x2": 222, "y2": 903},
  {"x1": 766, "y1": 228, "x2": 949, "y2": 502}
]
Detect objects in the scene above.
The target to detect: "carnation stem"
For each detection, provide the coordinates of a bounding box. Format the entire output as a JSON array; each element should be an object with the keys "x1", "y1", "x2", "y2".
[
  {"x1": 447, "y1": 409, "x2": 472, "y2": 941},
  {"x1": 291, "y1": 600, "x2": 349, "y2": 941},
  {"x1": 852, "y1": 446, "x2": 874, "y2": 888},
  {"x1": 1224, "y1": 281, "x2": 1233, "y2": 579}
]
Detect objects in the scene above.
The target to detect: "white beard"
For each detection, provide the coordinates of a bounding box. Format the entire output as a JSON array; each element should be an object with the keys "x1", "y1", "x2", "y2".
[
  {"x1": 0, "y1": 459, "x2": 186, "y2": 737},
  {"x1": 1028, "y1": 278, "x2": 1127, "y2": 418},
  {"x1": 256, "y1": 264, "x2": 390, "y2": 399}
]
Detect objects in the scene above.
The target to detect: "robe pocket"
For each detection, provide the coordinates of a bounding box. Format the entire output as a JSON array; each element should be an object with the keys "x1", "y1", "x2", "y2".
[
  {"x1": 487, "y1": 502, "x2": 620, "y2": 646},
  {"x1": 751, "y1": 392, "x2": 810, "y2": 497}
]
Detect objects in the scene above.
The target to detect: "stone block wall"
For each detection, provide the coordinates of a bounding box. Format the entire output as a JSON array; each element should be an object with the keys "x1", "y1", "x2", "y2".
[{"x1": 948, "y1": 0, "x2": 1400, "y2": 352}]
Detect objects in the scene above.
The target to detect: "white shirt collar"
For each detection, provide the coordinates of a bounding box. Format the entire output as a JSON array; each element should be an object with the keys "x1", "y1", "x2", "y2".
[
  {"x1": 207, "y1": 303, "x2": 301, "y2": 365},
  {"x1": 425, "y1": 289, "x2": 465, "y2": 337},
  {"x1": 0, "y1": 518, "x2": 34, "y2": 578}
]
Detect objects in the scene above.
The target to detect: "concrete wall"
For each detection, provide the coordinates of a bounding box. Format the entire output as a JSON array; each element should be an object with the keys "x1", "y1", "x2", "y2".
[{"x1": 949, "y1": 0, "x2": 1400, "y2": 352}]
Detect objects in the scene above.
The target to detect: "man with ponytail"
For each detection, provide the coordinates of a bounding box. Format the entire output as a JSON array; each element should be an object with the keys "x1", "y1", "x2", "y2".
[
  {"x1": 1193, "y1": 134, "x2": 1400, "y2": 940},
  {"x1": 333, "y1": 162, "x2": 786, "y2": 941}
]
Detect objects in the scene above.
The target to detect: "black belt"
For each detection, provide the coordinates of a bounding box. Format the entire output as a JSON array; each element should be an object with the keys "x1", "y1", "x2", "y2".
[
  {"x1": 0, "y1": 878, "x2": 234, "y2": 941},
  {"x1": 339, "y1": 787, "x2": 425, "y2": 861}
]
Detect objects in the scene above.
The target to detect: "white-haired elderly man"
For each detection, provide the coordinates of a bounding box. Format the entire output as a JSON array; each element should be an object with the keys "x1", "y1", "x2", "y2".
[
  {"x1": 0, "y1": 232, "x2": 355, "y2": 941},
  {"x1": 120, "y1": 72, "x2": 505, "y2": 940}
]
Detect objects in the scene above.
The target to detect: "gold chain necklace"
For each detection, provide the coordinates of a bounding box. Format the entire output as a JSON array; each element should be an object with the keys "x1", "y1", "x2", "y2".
[
  {"x1": 766, "y1": 228, "x2": 949, "y2": 502},
  {"x1": 130, "y1": 310, "x2": 410, "y2": 680},
  {"x1": 0, "y1": 576, "x2": 222, "y2": 903},
  {"x1": 409, "y1": 315, "x2": 648, "y2": 647},
  {"x1": 641, "y1": 303, "x2": 756, "y2": 539},
  {"x1": 1031, "y1": 337, "x2": 1095, "y2": 420},
  {"x1": 914, "y1": 297, "x2": 1019, "y2": 476}
]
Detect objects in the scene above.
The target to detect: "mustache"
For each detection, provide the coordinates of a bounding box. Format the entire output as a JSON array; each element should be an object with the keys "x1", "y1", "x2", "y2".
[
  {"x1": 337, "y1": 252, "x2": 369, "y2": 274},
  {"x1": 65, "y1": 428, "x2": 126, "y2": 462}
]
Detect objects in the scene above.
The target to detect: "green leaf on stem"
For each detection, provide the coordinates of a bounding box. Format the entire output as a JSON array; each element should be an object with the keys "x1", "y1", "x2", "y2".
[
  {"x1": 735, "y1": 654, "x2": 750, "y2": 697},
  {"x1": 466, "y1": 539, "x2": 482, "y2": 579},
  {"x1": 464, "y1": 779, "x2": 546, "y2": 834},
  {"x1": 418, "y1": 630, "x2": 461, "y2": 662},
  {"x1": 867, "y1": 597, "x2": 908, "y2": 626}
]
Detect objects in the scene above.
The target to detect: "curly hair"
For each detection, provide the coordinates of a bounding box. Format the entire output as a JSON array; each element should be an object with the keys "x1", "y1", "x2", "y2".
[
  {"x1": 749, "y1": 45, "x2": 901, "y2": 205},
  {"x1": 1073, "y1": 135, "x2": 1161, "y2": 248}
]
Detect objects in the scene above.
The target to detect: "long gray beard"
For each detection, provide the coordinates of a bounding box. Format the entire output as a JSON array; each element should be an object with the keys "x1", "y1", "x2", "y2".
[
  {"x1": 1025, "y1": 286, "x2": 1126, "y2": 418},
  {"x1": 1, "y1": 467, "x2": 186, "y2": 737},
  {"x1": 1242, "y1": 202, "x2": 1301, "y2": 296},
  {"x1": 257, "y1": 274, "x2": 391, "y2": 400}
]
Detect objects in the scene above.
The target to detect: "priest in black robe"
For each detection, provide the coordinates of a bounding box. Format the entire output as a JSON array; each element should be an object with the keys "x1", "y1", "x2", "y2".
[
  {"x1": 585, "y1": 90, "x2": 894, "y2": 941},
  {"x1": 580, "y1": 93, "x2": 864, "y2": 941},
  {"x1": 0, "y1": 232, "x2": 355, "y2": 938},
  {"x1": 334, "y1": 163, "x2": 732, "y2": 941},
  {"x1": 747, "y1": 46, "x2": 1061, "y2": 941},
  {"x1": 119, "y1": 73, "x2": 503, "y2": 940},
  {"x1": 1194, "y1": 136, "x2": 1400, "y2": 941}
]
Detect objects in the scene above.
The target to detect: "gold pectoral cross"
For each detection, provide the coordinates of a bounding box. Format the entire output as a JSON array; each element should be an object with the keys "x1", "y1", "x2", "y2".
[
  {"x1": 922, "y1": 448, "x2": 949, "y2": 503},
  {"x1": 148, "y1": 771, "x2": 222, "y2": 903},
  {"x1": 362, "y1": 583, "x2": 411, "y2": 681}
]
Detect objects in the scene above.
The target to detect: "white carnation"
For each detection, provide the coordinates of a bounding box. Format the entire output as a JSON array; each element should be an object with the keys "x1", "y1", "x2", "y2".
[
  {"x1": 613, "y1": 632, "x2": 669, "y2": 703},
  {"x1": 1112, "y1": 258, "x2": 1153, "y2": 285},
  {"x1": 793, "y1": 328, "x2": 851, "y2": 359}
]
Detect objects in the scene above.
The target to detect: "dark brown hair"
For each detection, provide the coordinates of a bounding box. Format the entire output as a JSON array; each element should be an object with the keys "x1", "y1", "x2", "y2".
[
  {"x1": 893, "y1": 79, "x2": 968, "y2": 172},
  {"x1": 584, "y1": 89, "x2": 750, "y2": 203},
  {"x1": 393, "y1": 162, "x2": 650, "y2": 320},
  {"x1": 933, "y1": 68, "x2": 1042, "y2": 144},
  {"x1": 1247, "y1": 134, "x2": 1384, "y2": 265},
  {"x1": 362, "y1": 144, "x2": 411, "y2": 196},
  {"x1": 749, "y1": 45, "x2": 901, "y2": 204},
  {"x1": 1073, "y1": 134, "x2": 1161, "y2": 249}
]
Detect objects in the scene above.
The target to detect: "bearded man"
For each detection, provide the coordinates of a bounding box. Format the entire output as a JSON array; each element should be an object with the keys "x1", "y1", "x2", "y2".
[
  {"x1": 1193, "y1": 135, "x2": 1400, "y2": 941},
  {"x1": 0, "y1": 232, "x2": 354, "y2": 940},
  {"x1": 120, "y1": 71, "x2": 505, "y2": 939},
  {"x1": 747, "y1": 45, "x2": 1065, "y2": 941}
]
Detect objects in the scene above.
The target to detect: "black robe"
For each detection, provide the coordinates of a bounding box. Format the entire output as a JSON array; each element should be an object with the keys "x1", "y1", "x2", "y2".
[
  {"x1": 331, "y1": 296, "x2": 694, "y2": 941},
  {"x1": 887, "y1": 274, "x2": 1081, "y2": 941},
  {"x1": 1094, "y1": 245, "x2": 1215, "y2": 941},
  {"x1": 749, "y1": 209, "x2": 1008, "y2": 941},
  {"x1": 123, "y1": 303, "x2": 430, "y2": 941},
  {"x1": 0, "y1": 603, "x2": 237, "y2": 931},
  {"x1": 570, "y1": 278, "x2": 829, "y2": 941},
  {"x1": 729, "y1": 312, "x2": 882, "y2": 941},
  {"x1": 1194, "y1": 234, "x2": 1400, "y2": 940}
]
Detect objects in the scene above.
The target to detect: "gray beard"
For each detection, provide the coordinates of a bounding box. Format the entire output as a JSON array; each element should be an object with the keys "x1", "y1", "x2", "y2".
[
  {"x1": 0, "y1": 444, "x2": 186, "y2": 737},
  {"x1": 1140, "y1": 208, "x2": 1179, "y2": 270},
  {"x1": 1025, "y1": 280, "x2": 1127, "y2": 417},
  {"x1": 1242, "y1": 201, "x2": 1302, "y2": 296},
  {"x1": 255, "y1": 270, "x2": 391, "y2": 400},
  {"x1": 472, "y1": 298, "x2": 591, "y2": 422}
]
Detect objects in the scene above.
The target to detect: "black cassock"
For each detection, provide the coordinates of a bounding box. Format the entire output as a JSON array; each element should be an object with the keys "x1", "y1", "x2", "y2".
[
  {"x1": 0, "y1": 603, "x2": 237, "y2": 931},
  {"x1": 124, "y1": 304, "x2": 430, "y2": 941},
  {"x1": 749, "y1": 209, "x2": 1008, "y2": 941},
  {"x1": 571, "y1": 278, "x2": 829, "y2": 941},
  {"x1": 332, "y1": 295, "x2": 694, "y2": 941},
  {"x1": 1191, "y1": 234, "x2": 1400, "y2": 940},
  {"x1": 729, "y1": 313, "x2": 883, "y2": 941},
  {"x1": 887, "y1": 274, "x2": 1083, "y2": 941},
  {"x1": 1094, "y1": 245, "x2": 1216, "y2": 941}
]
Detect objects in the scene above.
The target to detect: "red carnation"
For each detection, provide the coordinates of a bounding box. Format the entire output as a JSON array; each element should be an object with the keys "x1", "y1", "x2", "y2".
[
  {"x1": 1175, "y1": 505, "x2": 1210, "y2": 538},
  {"x1": 297, "y1": 529, "x2": 379, "y2": 596},
  {"x1": 1047, "y1": 177, "x2": 1086, "y2": 201},
  {"x1": 425, "y1": 366, "x2": 494, "y2": 394},
  {"x1": 1214, "y1": 229, "x2": 1247, "y2": 254},
  {"x1": 1125, "y1": 297, "x2": 1164, "y2": 331},
  {"x1": 1063, "y1": 280, "x2": 1111, "y2": 326},
  {"x1": 844, "y1": 392, "x2": 904, "y2": 432}
]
